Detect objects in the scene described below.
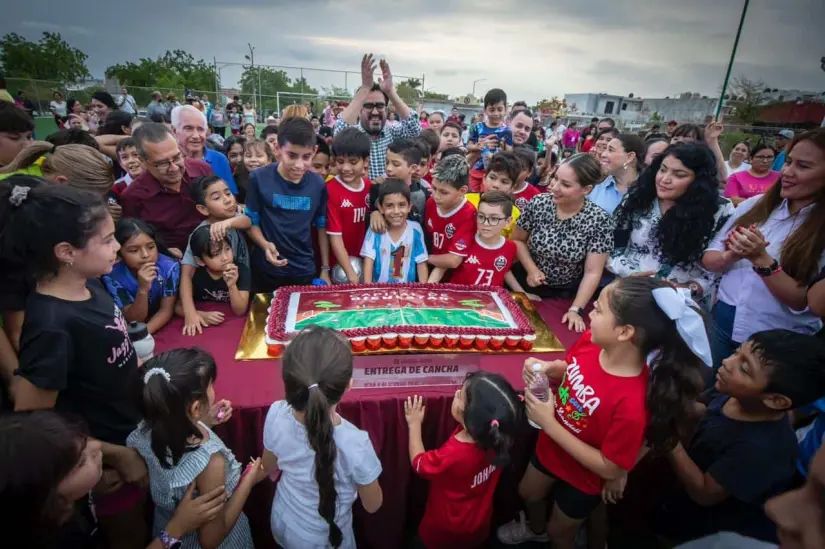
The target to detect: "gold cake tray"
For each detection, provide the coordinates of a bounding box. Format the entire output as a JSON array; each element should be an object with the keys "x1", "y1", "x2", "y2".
[{"x1": 235, "y1": 291, "x2": 563, "y2": 360}]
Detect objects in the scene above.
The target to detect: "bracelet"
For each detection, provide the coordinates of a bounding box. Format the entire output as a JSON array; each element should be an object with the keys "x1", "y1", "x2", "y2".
[
  {"x1": 159, "y1": 530, "x2": 182, "y2": 549},
  {"x1": 568, "y1": 306, "x2": 583, "y2": 315},
  {"x1": 320, "y1": 265, "x2": 331, "y2": 271}
]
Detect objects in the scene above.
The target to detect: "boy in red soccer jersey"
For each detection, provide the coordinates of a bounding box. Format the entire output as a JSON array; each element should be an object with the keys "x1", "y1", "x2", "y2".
[
  {"x1": 511, "y1": 145, "x2": 542, "y2": 210},
  {"x1": 326, "y1": 128, "x2": 372, "y2": 284},
  {"x1": 434, "y1": 191, "x2": 535, "y2": 299},
  {"x1": 424, "y1": 154, "x2": 477, "y2": 279}
]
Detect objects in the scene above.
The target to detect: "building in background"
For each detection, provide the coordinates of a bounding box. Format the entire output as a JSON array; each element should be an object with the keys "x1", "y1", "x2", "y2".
[
  {"x1": 420, "y1": 97, "x2": 482, "y2": 122},
  {"x1": 563, "y1": 93, "x2": 644, "y2": 125},
  {"x1": 757, "y1": 100, "x2": 825, "y2": 129},
  {"x1": 640, "y1": 93, "x2": 726, "y2": 124},
  {"x1": 761, "y1": 88, "x2": 824, "y2": 104}
]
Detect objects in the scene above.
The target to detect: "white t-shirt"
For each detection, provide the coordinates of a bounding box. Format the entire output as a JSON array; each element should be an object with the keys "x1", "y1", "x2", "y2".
[
  {"x1": 263, "y1": 400, "x2": 382, "y2": 549},
  {"x1": 50, "y1": 100, "x2": 67, "y2": 117},
  {"x1": 553, "y1": 124, "x2": 567, "y2": 141},
  {"x1": 117, "y1": 94, "x2": 137, "y2": 114},
  {"x1": 724, "y1": 160, "x2": 751, "y2": 177}
]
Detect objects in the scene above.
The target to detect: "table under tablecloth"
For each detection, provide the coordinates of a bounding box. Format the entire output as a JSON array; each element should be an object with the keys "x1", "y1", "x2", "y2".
[{"x1": 153, "y1": 297, "x2": 579, "y2": 549}]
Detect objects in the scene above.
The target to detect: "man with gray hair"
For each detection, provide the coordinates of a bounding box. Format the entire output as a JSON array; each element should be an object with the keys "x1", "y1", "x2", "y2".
[
  {"x1": 171, "y1": 104, "x2": 237, "y2": 194},
  {"x1": 120, "y1": 122, "x2": 212, "y2": 253}
]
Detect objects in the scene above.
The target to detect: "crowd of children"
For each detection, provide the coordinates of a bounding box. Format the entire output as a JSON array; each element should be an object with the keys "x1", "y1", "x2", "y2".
[{"x1": 0, "y1": 56, "x2": 825, "y2": 549}]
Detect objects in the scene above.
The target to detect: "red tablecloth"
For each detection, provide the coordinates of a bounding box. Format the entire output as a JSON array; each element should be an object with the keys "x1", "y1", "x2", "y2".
[{"x1": 153, "y1": 298, "x2": 579, "y2": 549}]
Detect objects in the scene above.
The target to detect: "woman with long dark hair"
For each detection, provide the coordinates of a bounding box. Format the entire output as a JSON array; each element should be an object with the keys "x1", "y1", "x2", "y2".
[
  {"x1": 609, "y1": 142, "x2": 734, "y2": 309},
  {"x1": 703, "y1": 128, "x2": 825, "y2": 370}
]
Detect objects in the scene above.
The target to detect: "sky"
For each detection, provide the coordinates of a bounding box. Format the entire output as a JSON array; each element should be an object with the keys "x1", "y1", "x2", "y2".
[{"x1": 2, "y1": 0, "x2": 824, "y2": 104}]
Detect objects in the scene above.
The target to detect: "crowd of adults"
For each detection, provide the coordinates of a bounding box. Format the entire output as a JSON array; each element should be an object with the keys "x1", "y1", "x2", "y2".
[{"x1": 0, "y1": 53, "x2": 824, "y2": 549}]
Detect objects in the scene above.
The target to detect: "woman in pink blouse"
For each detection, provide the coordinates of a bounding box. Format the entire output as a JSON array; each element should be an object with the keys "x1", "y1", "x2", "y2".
[{"x1": 724, "y1": 144, "x2": 781, "y2": 205}]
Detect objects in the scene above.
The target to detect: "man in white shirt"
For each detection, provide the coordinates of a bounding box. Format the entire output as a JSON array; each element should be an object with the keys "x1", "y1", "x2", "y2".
[{"x1": 116, "y1": 87, "x2": 137, "y2": 115}]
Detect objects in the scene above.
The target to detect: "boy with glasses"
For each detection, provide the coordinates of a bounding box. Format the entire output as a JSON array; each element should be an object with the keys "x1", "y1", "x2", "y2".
[{"x1": 433, "y1": 191, "x2": 531, "y2": 296}]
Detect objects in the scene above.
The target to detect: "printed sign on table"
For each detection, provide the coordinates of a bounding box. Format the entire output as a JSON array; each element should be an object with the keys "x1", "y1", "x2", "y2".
[{"x1": 352, "y1": 353, "x2": 481, "y2": 389}]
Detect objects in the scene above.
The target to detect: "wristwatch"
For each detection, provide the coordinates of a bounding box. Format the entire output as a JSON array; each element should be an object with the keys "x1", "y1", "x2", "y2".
[
  {"x1": 753, "y1": 258, "x2": 781, "y2": 277},
  {"x1": 568, "y1": 306, "x2": 584, "y2": 316},
  {"x1": 159, "y1": 531, "x2": 182, "y2": 549}
]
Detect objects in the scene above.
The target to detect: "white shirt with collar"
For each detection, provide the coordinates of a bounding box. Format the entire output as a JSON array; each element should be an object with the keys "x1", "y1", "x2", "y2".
[{"x1": 706, "y1": 194, "x2": 825, "y2": 342}]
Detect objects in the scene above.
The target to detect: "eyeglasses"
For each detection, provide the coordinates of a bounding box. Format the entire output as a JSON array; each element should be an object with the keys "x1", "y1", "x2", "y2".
[
  {"x1": 150, "y1": 153, "x2": 184, "y2": 171},
  {"x1": 477, "y1": 214, "x2": 506, "y2": 226},
  {"x1": 753, "y1": 155, "x2": 775, "y2": 162},
  {"x1": 362, "y1": 102, "x2": 386, "y2": 112}
]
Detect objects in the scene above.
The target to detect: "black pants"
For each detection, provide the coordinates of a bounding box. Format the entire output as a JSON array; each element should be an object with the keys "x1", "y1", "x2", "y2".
[
  {"x1": 252, "y1": 270, "x2": 314, "y2": 294},
  {"x1": 211, "y1": 126, "x2": 226, "y2": 138}
]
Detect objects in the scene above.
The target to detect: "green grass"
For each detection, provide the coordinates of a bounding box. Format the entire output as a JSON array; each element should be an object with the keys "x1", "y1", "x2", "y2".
[
  {"x1": 34, "y1": 116, "x2": 59, "y2": 140},
  {"x1": 294, "y1": 307, "x2": 511, "y2": 331}
]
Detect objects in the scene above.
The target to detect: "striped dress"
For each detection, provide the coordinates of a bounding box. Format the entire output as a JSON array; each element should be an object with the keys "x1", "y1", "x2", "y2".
[{"x1": 127, "y1": 421, "x2": 253, "y2": 549}]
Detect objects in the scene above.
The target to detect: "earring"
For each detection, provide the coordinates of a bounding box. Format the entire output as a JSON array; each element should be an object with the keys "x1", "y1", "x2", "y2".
[{"x1": 622, "y1": 162, "x2": 629, "y2": 170}]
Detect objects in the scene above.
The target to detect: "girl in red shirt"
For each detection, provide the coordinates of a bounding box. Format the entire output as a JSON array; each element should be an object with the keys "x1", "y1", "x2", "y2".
[
  {"x1": 497, "y1": 276, "x2": 712, "y2": 548},
  {"x1": 405, "y1": 371, "x2": 523, "y2": 549}
]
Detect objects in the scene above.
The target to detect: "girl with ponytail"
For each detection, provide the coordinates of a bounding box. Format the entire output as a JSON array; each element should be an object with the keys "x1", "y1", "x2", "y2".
[
  {"x1": 498, "y1": 276, "x2": 709, "y2": 548},
  {"x1": 262, "y1": 327, "x2": 383, "y2": 549},
  {"x1": 128, "y1": 347, "x2": 261, "y2": 549},
  {"x1": 404, "y1": 371, "x2": 522, "y2": 549}
]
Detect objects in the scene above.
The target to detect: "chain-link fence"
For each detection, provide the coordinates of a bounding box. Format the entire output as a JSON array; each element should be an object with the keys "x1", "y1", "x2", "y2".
[{"x1": 8, "y1": 59, "x2": 426, "y2": 122}]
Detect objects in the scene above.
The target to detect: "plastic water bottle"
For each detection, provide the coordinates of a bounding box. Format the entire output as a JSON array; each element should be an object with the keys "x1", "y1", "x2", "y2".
[
  {"x1": 127, "y1": 321, "x2": 155, "y2": 365},
  {"x1": 528, "y1": 362, "x2": 550, "y2": 429}
]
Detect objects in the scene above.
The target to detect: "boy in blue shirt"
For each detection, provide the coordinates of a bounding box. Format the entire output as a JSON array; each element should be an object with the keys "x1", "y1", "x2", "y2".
[
  {"x1": 467, "y1": 88, "x2": 513, "y2": 192},
  {"x1": 245, "y1": 117, "x2": 330, "y2": 291},
  {"x1": 361, "y1": 178, "x2": 428, "y2": 283},
  {"x1": 660, "y1": 329, "x2": 825, "y2": 544}
]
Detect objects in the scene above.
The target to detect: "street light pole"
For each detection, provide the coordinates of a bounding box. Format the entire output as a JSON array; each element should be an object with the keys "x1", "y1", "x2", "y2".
[
  {"x1": 245, "y1": 43, "x2": 256, "y2": 115},
  {"x1": 472, "y1": 78, "x2": 487, "y2": 98}
]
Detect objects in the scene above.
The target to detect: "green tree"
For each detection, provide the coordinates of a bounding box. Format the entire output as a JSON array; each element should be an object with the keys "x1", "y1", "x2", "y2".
[
  {"x1": 240, "y1": 66, "x2": 319, "y2": 115},
  {"x1": 394, "y1": 78, "x2": 422, "y2": 106},
  {"x1": 105, "y1": 50, "x2": 216, "y2": 105},
  {"x1": 726, "y1": 76, "x2": 768, "y2": 124},
  {"x1": 423, "y1": 90, "x2": 450, "y2": 100},
  {"x1": 0, "y1": 32, "x2": 90, "y2": 83}
]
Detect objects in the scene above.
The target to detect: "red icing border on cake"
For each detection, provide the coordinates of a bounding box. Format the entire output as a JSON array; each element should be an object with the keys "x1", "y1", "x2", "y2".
[{"x1": 267, "y1": 283, "x2": 535, "y2": 342}]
